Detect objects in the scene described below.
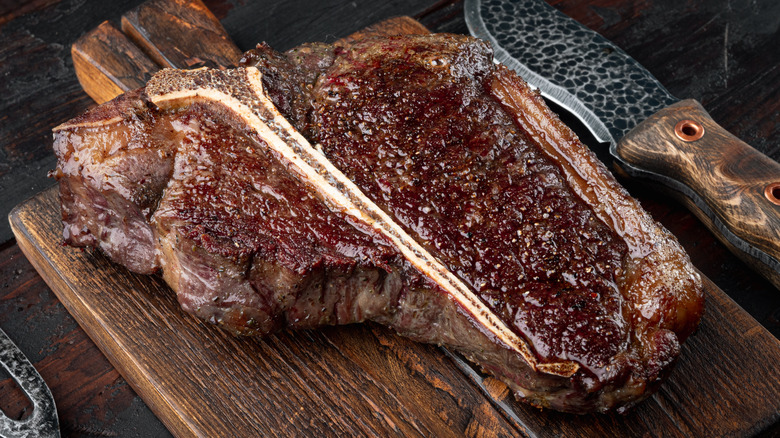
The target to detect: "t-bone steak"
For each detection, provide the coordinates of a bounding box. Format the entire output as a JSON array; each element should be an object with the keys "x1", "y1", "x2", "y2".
[{"x1": 52, "y1": 33, "x2": 704, "y2": 414}]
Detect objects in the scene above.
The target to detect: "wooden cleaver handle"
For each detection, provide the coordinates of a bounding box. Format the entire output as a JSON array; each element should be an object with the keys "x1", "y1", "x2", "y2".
[{"x1": 617, "y1": 99, "x2": 780, "y2": 290}]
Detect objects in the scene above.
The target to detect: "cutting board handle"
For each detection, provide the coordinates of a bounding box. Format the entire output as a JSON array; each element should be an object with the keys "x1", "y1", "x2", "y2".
[
  {"x1": 71, "y1": 21, "x2": 159, "y2": 104},
  {"x1": 616, "y1": 99, "x2": 780, "y2": 289},
  {"x1": 120, "y1": 0, "x2": 242, "y2": 69},
  {"x1": 72, "y1": 0, "x2": 241, "y2": 104},
  {"x1": 71, "y1": 0, "x2": 428, "y2": 104}
]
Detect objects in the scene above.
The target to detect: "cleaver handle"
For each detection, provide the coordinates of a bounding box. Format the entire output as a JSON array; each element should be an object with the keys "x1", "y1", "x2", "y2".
[{"x1": 616, "y1": 99, "x2": 780, "y2": 290}]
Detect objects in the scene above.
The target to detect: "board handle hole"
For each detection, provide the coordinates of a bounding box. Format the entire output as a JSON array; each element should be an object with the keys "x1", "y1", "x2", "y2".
[
  {"x1": 675, "y1": 120, "x2": 704, "y2": 142},
  {"x1": 766, "y1": 183, "x2": 780, "y2": 206}
]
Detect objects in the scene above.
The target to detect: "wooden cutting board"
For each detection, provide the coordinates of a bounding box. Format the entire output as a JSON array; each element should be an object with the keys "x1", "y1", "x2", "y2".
[{"x1": 9, "y1": 0, "x2": 780, "y2": 436}]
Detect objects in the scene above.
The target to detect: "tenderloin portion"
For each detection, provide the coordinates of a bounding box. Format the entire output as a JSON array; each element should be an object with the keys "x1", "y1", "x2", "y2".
[{"x1": 53, "y1": 34, "x2": 703, "y2": 414}]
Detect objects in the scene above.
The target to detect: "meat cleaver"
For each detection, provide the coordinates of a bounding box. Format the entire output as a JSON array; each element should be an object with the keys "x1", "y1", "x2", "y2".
[{"x1": 465, "y1": 0, "x2": 780, "y2": 289}]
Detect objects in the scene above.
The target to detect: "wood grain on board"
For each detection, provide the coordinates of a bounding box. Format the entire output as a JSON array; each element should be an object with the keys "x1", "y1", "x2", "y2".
[
  {"x1": 71, "y1": 21, "x2": 159, "y2": 104},
  {"x1": 5, "y1": 0, "x2": 780, "y2": 436},
  {"x1": 121, "y1": 0, "x2": 242, "y2": 68}
]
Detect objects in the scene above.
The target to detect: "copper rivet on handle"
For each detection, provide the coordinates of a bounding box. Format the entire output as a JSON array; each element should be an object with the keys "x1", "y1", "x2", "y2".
[
  {"x1": 674, "y1": 120, "x2": 705, "y2": 142},
  {"x1": 765, "y1": 183, "x2": 780, "y2": 206}
]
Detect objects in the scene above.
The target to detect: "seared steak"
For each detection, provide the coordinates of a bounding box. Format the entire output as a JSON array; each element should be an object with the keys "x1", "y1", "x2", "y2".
[{"x1": 52, "y1": 34, "x2": 703, "y2": 414}]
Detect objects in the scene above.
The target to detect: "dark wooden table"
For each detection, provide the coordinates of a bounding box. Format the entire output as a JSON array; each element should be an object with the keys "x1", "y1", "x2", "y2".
[{"x1": 1, "y1": 0, "x2": 778, "y2": 436}]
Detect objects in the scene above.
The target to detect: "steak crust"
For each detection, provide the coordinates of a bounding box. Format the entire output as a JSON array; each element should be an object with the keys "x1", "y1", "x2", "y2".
[{"x1": 53, "y1": 34, "x2": 703, "y2": 414}]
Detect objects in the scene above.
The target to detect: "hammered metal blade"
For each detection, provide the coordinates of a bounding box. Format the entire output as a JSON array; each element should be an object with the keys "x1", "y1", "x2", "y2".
[
  {"x1": 0, "y1": 328, "x2": 60, "y2": 438},
  {"x1": 465, "y1": 0, "x2": 678, "y2": 145}
]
